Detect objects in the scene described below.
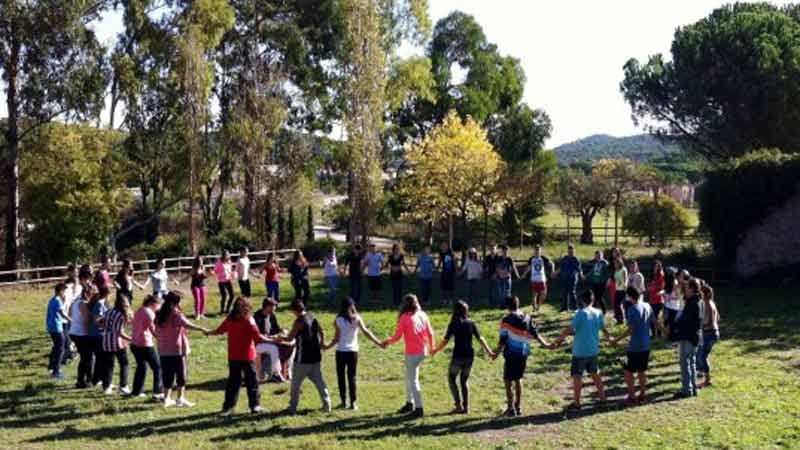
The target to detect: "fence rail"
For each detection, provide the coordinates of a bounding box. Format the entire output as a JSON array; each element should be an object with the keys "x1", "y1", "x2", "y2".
[{"x1": 0, "y1": 248, "x2": 298, "y2": 288}]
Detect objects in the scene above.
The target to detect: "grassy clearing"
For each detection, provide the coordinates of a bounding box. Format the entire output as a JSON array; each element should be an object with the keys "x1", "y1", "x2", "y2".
[{"x1": 1, "y1": 267, "x2": 798, "y2": 449}]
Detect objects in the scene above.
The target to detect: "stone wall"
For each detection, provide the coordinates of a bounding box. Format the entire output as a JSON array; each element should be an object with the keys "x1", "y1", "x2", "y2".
[{"x1": 736, "y1": 190, "x2": 800, "y2": 278}]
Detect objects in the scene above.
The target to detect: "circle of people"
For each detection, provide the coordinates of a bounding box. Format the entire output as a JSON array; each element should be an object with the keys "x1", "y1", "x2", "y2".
[{"x1": 44, "y1": 243, "x2": 720, "y2": 418}]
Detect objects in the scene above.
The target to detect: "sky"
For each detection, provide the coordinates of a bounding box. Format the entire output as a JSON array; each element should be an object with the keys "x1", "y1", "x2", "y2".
[{"x1": 0, "y1": 1, "x2": 792, "y2": 147}]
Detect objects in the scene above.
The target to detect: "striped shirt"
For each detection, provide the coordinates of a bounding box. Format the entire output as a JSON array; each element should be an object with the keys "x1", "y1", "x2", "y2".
[
  {"x1": 499, "y1": 312, "x2": 539, "y2": 359},
  {"x1": 102, "y1": 308, "x2": 129, "y2": 352}
]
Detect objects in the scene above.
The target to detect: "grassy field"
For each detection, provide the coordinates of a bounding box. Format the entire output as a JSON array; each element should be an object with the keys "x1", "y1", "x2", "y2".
[
  {"x1": 1, "y1": 267, "x2": 798, "y2": 449},
  {"x1": 538, "y1": 205, "x2": 701, "y2": 229}
]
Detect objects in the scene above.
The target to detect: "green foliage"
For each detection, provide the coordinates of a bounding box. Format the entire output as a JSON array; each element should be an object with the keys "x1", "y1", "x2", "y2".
[
  {"x1": 621, "y1": 3, "x2": 800, "y2": 159},
  {"x1": 300, "y1": 237, "x2": 348, "y2": 263},
  {"x1": 622, "y1": 195, "x2": 692, "y2": 242},
  {"x1": 206, "y1": 227, "x2": 255, "y2": 254},
  {"x1": 306, "y1": 205, "x2": 315, "y2": 243},
  {"x1": 21, "y1": 123, "x2": 130, "y2": 265},
  {"x1": 126, "y1": 233, "x2": 191, "y2": 261},
  {"x1": 287, "y1": 206, "x2": 296, "y2": 247},
  {"x1": 554, "y1": 134, "x2": 685, "y2": 165},
  {"x1": 487, "y1": 104, "x2": 552, "y2": 165},
  {"x1": 697, "y1": 149, "x2": 800, "y2": 262}
]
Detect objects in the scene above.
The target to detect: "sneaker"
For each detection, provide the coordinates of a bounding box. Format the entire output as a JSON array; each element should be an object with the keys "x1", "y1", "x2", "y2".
[
  {"x1": 267, "y1": 373, "x2": 286, "y2": 383},
  {"x1": 322, "y1": 401, "x2": 332, "y2": 413},
  {"x1": 514, "y1": 406, "x2": 522, "y2": 417},
  {"x1": 103, "y1": 386, "x2": 115, "y2": 395},
  {"x1": 176, "y1": 397, "x2": 195, "y2": 408},
  {"x1": 408, "y1": 408, "x2": 424, "y2": 418},
  {"x1": 251, "y1": 406, "x2": 263, "y2": 414},
  {"x1": 337, "y1": 402, "x2": 347, "y2": 410},
  {"x1": 75, "y1": 382, "x2": 88, "y2": 389},
  {"x1": 398, "y1": 402, "x2": 413, "y2": 414},
  {"x1": 448, "y1": 406, "x2": 464, "y2": 415},
  {"x1": 220, "y1": 409, "x2": 234, "y2": 417},
  {"x1": 119, "y1": 386, "x2": 132, "y2": 396},
  {"x1": 134, "y1": 393, "x2": 147, "y2": 398},
  {"x1": 349, "y1": 402, "x2": 358, "y2": 411},
  {"x1": 152, "y1": 393, "x2": 165, "y2": 401},
  {"x1": 502, "y1": 407, "x2": 516, "y2": 417},
  {"x1": 52, "y1": 373, "x2": 65, "y2": 380},
  {"x1": 163, "y1": 397, "x2": 176, "y2": 408}
]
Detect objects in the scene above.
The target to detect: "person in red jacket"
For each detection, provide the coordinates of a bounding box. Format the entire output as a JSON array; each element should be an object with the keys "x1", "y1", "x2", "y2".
[{"x1": 206, "y1": 297, "x2": 271, "y2": 415}]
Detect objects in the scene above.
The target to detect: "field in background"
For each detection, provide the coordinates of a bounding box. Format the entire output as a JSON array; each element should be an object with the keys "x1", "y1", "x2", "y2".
[{"x1": 1, "y1": 266, "x2": 798, "y2": 449}]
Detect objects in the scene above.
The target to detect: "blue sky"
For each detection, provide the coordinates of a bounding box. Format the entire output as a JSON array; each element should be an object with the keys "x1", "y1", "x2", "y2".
[{"x1": 1, "y1": 1, "x2": 792, "y2": 147}]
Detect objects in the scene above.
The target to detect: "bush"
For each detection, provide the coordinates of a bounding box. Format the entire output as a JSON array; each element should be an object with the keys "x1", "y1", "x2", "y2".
[
  {"x1": 301, "y1": 237, "x2": 349, "y2": 263},
  {"x1": 205, "y1": 228, "x2": 255, "y2": 254},
  {"x1": 697, "y1": 149, "x2": 800, "y2": 262},
  {"x1": 125, "y1": 233, "x2": 190, "y2": 261},
  {"x1": 622, "y1": 195, "x2": 691, "y2": 242}
]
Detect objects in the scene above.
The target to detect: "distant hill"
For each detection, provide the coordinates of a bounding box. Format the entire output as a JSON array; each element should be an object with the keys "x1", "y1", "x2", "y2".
[{"x1": 553, "y1": 133, "x2": 684, "y2": 165}]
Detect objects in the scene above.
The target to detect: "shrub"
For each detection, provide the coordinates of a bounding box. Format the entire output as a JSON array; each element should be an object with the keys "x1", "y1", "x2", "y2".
[
  {"x1": 622, "y1": 195, "x2": 691, "y2": 242},
  {"x1": 697, "y1": 149, "x2": 800, "y2": 262},
  {"x1": 125, "y1": 233, "x2": 190, "y2": 261},
  {"x1": 301, "y1": 237, "x2": 349, "y2": 263},
  {"x1": 205, "y1": 228, "x2": 255, "y2": 254}
]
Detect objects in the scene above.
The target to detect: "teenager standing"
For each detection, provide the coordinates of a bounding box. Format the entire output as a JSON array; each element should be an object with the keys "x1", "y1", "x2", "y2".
[
  {"x1": 69, "y1": 283, "x2": 94, "y2": 387},
  {"x1": 281, "y1": 300, "x2": 332, "y2": 415},
  {"x1": 46, "y1": 283, "x2": 71, "y2": 379},
  {"x1": 323, "y1": 248, "x2": 340, "y2": 306},
  {"x1": 261, "y1": 253, "x2": 281, "y2": 301},
  {"x1": 130, "y1": 295, "x2": 164, "y2": 399},
  {"x1": 587, "y1": 250, "x2": 610, "y2": 315},
  {"x1": 415, "y1": 245, "x2": 435, "y2": 306},
  {"x1": 386, "y1": 243, "x2": 410, "y2": 306},
  {"x1": 236, "y1": 247, "x2": 253, "y2": 298},
  {"x1": 611, "y1": 286, "x2": 655, "y2": 405},
  {"x1": 460, "y1": 249, "x2": 483, "y2": 306},
  {"x1": 288, "y1": 250, "x2": 311, "y2": 306},
  {"x1": 364, "y1": 244, "x2": 384, "y2": 303},
  {"x1": 673, "y1": 279, "x2": 704, "y2": 398},
  {"x1": 697, "y1": 283, "x2": 720, "y2": 389},
  {"x1": 215, "y1": 251, "x2": 235, "y2": 315},
  {"x1": 438, "y1": 242, "x2": 456, "y2": 306},
  {"x1": 344, "y1": 245, "x2": 365, "y2": 305},
  {"x1": 520, "y1": 244, "x2": 552, "y2": 313},
  {"x1": 100, "y1": 294, "x2": 133, "y2": 395}
]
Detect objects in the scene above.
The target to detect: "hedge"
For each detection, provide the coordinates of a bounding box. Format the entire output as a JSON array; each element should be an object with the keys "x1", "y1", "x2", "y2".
[{"x1": 697, "y1": 149, "x2": 800, "y2": 263}]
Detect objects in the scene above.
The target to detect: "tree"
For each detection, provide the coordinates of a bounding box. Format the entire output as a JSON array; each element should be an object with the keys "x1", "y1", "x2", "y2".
[
  {"x1": 623, "y1": 195, "x2": 691, "y2": 244},
  {"x1": 0, "y1": 0, "x2": 110, "y2": 270},
  {"x1": 276, "y1": 206, "x2": 285, "y2": 248},
  {"x1": 594, "y1": 158, "x2": 641, "y2": 246},
  {"x1": 555, "y1": 167, "x2": 614, "y2": 245},
  {"x1": 287, "y1": 206, "x2": 296, "y2": 247},
  {"x1": 399, "y1": 110, "x2": 505, "y2": 247},
  {"x1": 306, "y1": 205, "x2": 315, "y2": 243},
  {"x1": 621, "y1": 3, "x2": 800, "y2": 160},
  {"x1": 21, "y1": 123, "x2": 130, "y2": 265}
]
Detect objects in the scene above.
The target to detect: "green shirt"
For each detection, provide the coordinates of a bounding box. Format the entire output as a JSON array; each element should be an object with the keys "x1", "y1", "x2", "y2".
[{"x1": 588, "y1": 259, "x2": 609, "y2": 284}]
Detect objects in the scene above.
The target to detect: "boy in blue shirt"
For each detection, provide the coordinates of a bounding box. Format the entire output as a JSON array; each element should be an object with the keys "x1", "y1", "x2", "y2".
[
  {"x1": 46, "y1": 283, "x2": 71, "y2": 379},
  {"x1": 555, "y1": 244, "x2": 583, "y2": 312},
  {"x1": 611, "y1": 286, "x2": 655, "y2": 405},
  {"x1": 555, "y1": 290, "x2": 610, "y2": 410},
  {"x1": 415, "y1": 245, "x2": 435, "y2": 305}
]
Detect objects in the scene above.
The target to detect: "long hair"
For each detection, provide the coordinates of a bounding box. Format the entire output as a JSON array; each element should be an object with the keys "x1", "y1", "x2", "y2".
[
  {"x1": 191, "y1": 256, "x2": 204, "y2": 276},
  {"x1": 338, "y1": 297, "x2": 358, "y2": 323},
  {"x1": 652, "y1": 260, "x2": 664, "y2": 279},
  {"x1": 293, "y1": 250, "x2": 307, "y2": 266},
  {"x1": 664, "y1": 267, "x2": 677, "y2": 294},
  {"x1": 450, "y1": 300, "x2": 469, "y2": 328},
  {"x1": 399, "y1": 294, "x2": 420, "y2": 317},
  {"x1": 687, "y1": 278, "x2": 703, "y2": 301},
  {"x1": 228, "y1": 297, "x2": 252, "y2": 321},
  {"x1": 156, "y1": 291, "x2": 182, "y2": 327},
  {"x1": 141, "y1": 294, "x2": 159, "y2": 308},
  {"x1": 114, "y1": 293, "x2": 133, "y2": 322}
]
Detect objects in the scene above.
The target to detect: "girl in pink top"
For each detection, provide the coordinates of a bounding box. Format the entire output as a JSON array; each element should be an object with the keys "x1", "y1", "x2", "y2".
[
  {"x1": 155, "y1": 291, "x2": 208, "y2": 407},
  {"x1": 382, "y1": 294, "x2": 435, "y2": 418},
  {"x1": 215, "y1": 251, "x2": 235, "y2": 315},
  {"x1": 130, "y1": 295, "x2": 164, "y2": 398}
]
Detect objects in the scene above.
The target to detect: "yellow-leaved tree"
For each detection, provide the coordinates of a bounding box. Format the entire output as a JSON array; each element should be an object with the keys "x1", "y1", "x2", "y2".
[{"x1": 399, "y1": 110, "x2": 505, "y2": 247}]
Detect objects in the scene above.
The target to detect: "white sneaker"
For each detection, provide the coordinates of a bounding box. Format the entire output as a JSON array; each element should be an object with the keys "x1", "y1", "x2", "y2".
[
  {"x1": 164, "y1": 397, "x2": 176, "y2": 408},
  {"x1": 176, "y1": 397, "x2": 195, "y2": 408},
  {"x1": 152, "y1": 393, "x2": 165, "y2": 401},
  {"x1": 220, "y1": 408, "x2": 234, "y2": 417},
  {"x1": 119, "y1": 386, "x2": 132, "y2": 396},
  {"x1": 251, "y1": 406, "x2": 263, "y2": 414},
  {"x1": 103, "y1": 386, "x2": 115, "y2": 395}
]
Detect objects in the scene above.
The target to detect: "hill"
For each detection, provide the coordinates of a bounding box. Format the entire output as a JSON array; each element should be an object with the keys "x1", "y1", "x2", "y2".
[{"x1": 553, "y1": 133, "x2": 683, "y2": 165}]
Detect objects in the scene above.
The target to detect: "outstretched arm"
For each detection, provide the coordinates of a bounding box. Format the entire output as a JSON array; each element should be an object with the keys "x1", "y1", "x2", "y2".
[
  {"x1": 358, "y1": 319, "x2": 383, "y2": 347},
  {"x1": 324, "y1": 321, "x2": 341, "y2": 350}
]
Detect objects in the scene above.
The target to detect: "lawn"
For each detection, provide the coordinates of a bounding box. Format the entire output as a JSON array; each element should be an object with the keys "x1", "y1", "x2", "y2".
[{"x1": 1, "y1": 268, "x2": 798, "y2": 449}]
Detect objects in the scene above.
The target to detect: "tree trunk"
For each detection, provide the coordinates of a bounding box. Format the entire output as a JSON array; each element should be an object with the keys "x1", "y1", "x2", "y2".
[
  {"x1": 614, "y1": 192, "x2": 621, "y2": 247},
  {"x1": 347, "y1": 170, "x2": 356, "y2": 244},
  {"x1": 448, "y1": 214, "x2": 454, "y2": 249},
  {"x1": 4, "y1": 38, "x2": 21, "y2": 272},
  {"x1": 580, "y1": 211, "x2": 594, "y2": 244},
  {"x1": 242, "y1": 168, "x2": 255, "y2": 228},
  {"x1": 482, "y1": 206, "x2": 488, "y2": 257}
]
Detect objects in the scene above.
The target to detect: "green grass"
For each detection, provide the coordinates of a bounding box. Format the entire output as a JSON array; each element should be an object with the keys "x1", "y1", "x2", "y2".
[
  {"x1": 538, "y1": 204, "x2": 701, "y2": 230},
  {"x1": 1, "y1": 268, "x2": 799, "y2": 449}
]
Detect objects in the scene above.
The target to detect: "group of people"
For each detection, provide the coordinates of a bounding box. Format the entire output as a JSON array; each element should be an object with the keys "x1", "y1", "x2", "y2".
[{"x1": 44, "y1": 244, "x2": 720, "y2": 419}]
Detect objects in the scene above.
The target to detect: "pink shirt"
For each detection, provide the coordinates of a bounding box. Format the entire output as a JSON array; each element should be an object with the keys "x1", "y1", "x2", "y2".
[
  {"x1": 215, "y1": 261, "x2": 231, "y2": 283},
  {"x1": 156, "y1": 312, "x2": 191, "y2": 355},
  {"x1": 387, "y1": 311, "x2": 434, "y2": 356},
  {"x1": 132, "y1": 307, "x2": 156, "y2": 347}
]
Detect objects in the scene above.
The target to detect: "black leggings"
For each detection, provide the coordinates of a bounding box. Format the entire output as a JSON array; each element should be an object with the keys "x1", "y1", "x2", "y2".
[
  {"x1": 292, "y1": 279, "x2": 310, "y2": 304},
  {"x1": 161, "y1": 355, "x2": 187, "y2": 389},
  {"x1": 71, "y1": 335, "x2": 94, "y2": 386},
  {"x1": 223, "y1": 360, "x2": 260, "y2": 410},
  {"x1": 335, "y1": 351, "x2": 358, "y2": 405},
  {"x1": 131, "y1": 345, "x2": 163, "y2": 395},
  {"x1": 590, "y1": 283, "x2": 607, "y2": 314},
  {"x1": 614, "y1": 290, "x2": 626, "y2": 324},
  {"x1": 90, "y1": 336, "x2": 104, "y2": 385},
  {"x1": 100, "y1": 349, "x2": 129, "y2": 389},
  {"x1": 219, "y1": 282, "x2": 234, "y2": 314},
  {"x1": 390, "y1": 272, "x2": 403, "y2": 306}
]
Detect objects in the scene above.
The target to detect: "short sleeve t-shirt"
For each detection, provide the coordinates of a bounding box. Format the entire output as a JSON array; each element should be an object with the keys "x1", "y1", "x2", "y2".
[
  {"x1": 483, "y1": 254, "x2": 498, "y2": 279},
  {"x1": 465, "y1": 260, "x2": 483, "y2": 280},
  {"x1": 236, "y1": 257, "x2": 251, "y2": 281},
  {"x1": 156, "y1": 312, "x2": 191, "y2": 356},
  {"x1": 46, "y1": 296, "x2": 64, "y2": 333},
  {"x1": 588, "y1": 259, "x2": 609, "y2": 285},
  {"x1": 88, "y1": 300, "x2": 108, "y2": 337},
  {"x1": 367, "y1": 252, "x2": 383, "y2": 277},
  {"x1": 614, "y1": 267, "x2": 629, "y2": 290},
  {"x1": 214, "y1": 316, "x2": 261, "y2": 361},
  {"x1": 151, "y1": 269, "x2": 169, "y2": 294},
  {"x1": 499, "y1": 312, "x2": 539, "y2": 359},
  {"x1": 347, "y1": 252, "x2": 363, "y2": 278},
  {"x1": 497, "y1": 257, "x2": 514, "y2": 278},
  {"x1": 571, "y1": 306, "x2": 605, "y2": 358},
  {"x1": 214, "y1": 261, "x2": 231, "y2": 283},
  {"x1": 528, "y1": 256, "x2": 547, "y2": 282},
  {"x1": 560, "y1": 256, "x2": 582, "y2": 281},
  {"x1": 132, "y1": 306, "x2": 156, "y2": 347},
  {"x1": 439, "y1": 250, "x2": 455, "y2": 274},
  {"x1": 445, "y1": 318, "x2": 481, "y2": 359},
  {"x1": 627, "y1": 301, "x2": 653, "y2": 352},
  {"x1": 253, "y1": 310, "x2": 280, "y2": 335},
  {"x1": 417, "y1": 254, "x2": 435, "y2": 280}
]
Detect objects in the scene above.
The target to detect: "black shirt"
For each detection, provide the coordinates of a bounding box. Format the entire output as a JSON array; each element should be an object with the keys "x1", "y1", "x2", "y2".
[
  {"x1": 190, "y1": 272, "x2": 206, "y2": 289},
  {"x1": 295, "y1": 314, "x2": 322, "y2": 364},
  {"x1": 389, "y1": 253, "x2": 404, "y2": 267},
  {"x1": 115, "y1": 271, "x2": 133, "y2": 297},
  {"x1": 253, "y1": 310, "x2": 280, "y2": 336},
  {"x1": 674, "y1": 294, "x2": 703, "y2": 345},
  {"x1": 346, "y1": 252, "x2": 364, "y2": 278},
  {"x1": 483, "y1": 254, "x2": 498, "y2": 279},
  {"x1": 445, "y1": 318, "x2": 482, "y2": 359},
  {"x1": 288, "y1": 262, "x2": 309, "y2": 282}
]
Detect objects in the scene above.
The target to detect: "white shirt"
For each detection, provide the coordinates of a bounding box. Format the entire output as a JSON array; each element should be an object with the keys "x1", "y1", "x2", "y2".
[
  {"x1": 69, "y1": 299, "x2": 89, "y2": 336},
  {"x1": 236, "y1": 257, "x2": 251, "y2": 281},
  {"x1": 629, "y1": 272, "x2": 645, "y2": 293},
  {"x1": 529, "y1": 256, "x2": 547, "y2": 282},
  {"x1": 151, "y1": 269, "x2": 168, "y2": 294},
  {"x1": 64, "y1": 282, "x2": 82, "y2": 312},
  {"x1": 465, "y1": 260, "x2": 483, "y2": 280},
  {"x1": 664, "y1": 290, "x2": 682, "y2": 311},
  {"x1": 336, "y1": 315, "x2": 361, "y2": 352},
  {"x1": 324, "y1": 256, "x2": 338, "y2": 278}
]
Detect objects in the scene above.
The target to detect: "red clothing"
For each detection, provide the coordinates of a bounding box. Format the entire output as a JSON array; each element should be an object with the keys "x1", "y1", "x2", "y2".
[
  {"x1": 648, "y1": 273, "x2": 665, "y2": 304},
  {"x1": 214, "y1": 316, "x2": 263, "y2": 361},
  {"x1": 387, "y1": 311, "x2": 435, "y2": 356},
  {"x1": 265, "y1": 264, "x2": 280, "y2": 282}
]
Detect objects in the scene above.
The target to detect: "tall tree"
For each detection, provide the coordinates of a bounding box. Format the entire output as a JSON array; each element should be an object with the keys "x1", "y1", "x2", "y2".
[
  {"x1": 555, "y1": 167, "x2": 614, "y2": 245},
  {"x1": 621, "y1": 3, "x2": 800, "y2": 160},
  {"x1": 0, "y1": 0, "x2": 109, "y2": 270},
  {"x1": 594, "y1": 158, "x2": 641, "y2": 246}
]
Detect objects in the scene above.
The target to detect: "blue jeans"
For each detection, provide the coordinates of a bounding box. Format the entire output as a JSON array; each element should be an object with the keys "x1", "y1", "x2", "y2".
[
  {"x1": 266, "y1": 281, "x2": 279, "y2": 301},
  {"x1": 696, "y1": 331, "x2": 719, "y2": 375},
  {"x1": 419, "y1": 278, "x2": 432, "y2": 305},
  {"x1": 49, "y1": 331, "x2": 65, "y2": 375},
  {"x1": 678, "y1": 340, "x2": 698, "y2": 396},
  {"x1": 496, "y1": 277, "x2": 512, "y2": 306},
  {"x1": 325, "y1": 276, "x2": 339, "y2": 306},
  {"x1": 562, "y1": 277, "x2": 578, "y2": 311}
]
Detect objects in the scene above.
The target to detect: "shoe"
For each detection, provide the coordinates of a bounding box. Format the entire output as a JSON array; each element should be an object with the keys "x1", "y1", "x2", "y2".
[
  {"x1": 251, "y1": 406, "x2": 263, "y2": 414},
  {"x1": 322, "y1": 401, "x2": 332, "y2": 413},
  {"x1": 514, "y1": 407, "x2": 522, "y2": 417},
  {"x1": 502, "y1": 407, "x2": 516, "y2": 417},
  {"x1": 152, "y1": 393, "x2": 165, "y2": 401},
  {"x1": 566, "y1": 402, "x2": 581, "y2": 411},
  {"x1": 220, "y1": 409, "x2": 234, "y2": 417},
  {"x1": 163, "y1": 397, "x2": 176, "y2": 408},
  {"x1": 52, "y1": 373, "x2": 65, "y2": 380},
  {"x1": 75, "y1": 382, "x2": 87, "y2": 389},
  {"x1": 103, "y1": 387, "x2": 114, "y2": 395},
  {"x1": 267, "y1": 373, "x2": 286, "y2": 383},
  {"x1": 349, "y1": 402, "x2": 358, "y2": 411},
  {"x1": 448, "y1": 406, "x2": 464, "y2": 415},
  {"x1": 408, "y1": 408, "x2": 424, "y2": 418},
  {"x1": 282, "y1": 408, "x2": 297, "y2": 415},
  {"x1": 398, "y1": 402, "x2": 413, "y2": 414},
  {"x1": 337, "y1": 402, "x2": 347, "y2": 410},
  {"x1": 176, "y1": 397, "x2": 195, "y2": 408},
  {"x1": 672, "y1": 392, "x2": 690, "y2": 400},
  {"x1": 119, "y1": 386, "x2": 132, "y2": 396}
]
